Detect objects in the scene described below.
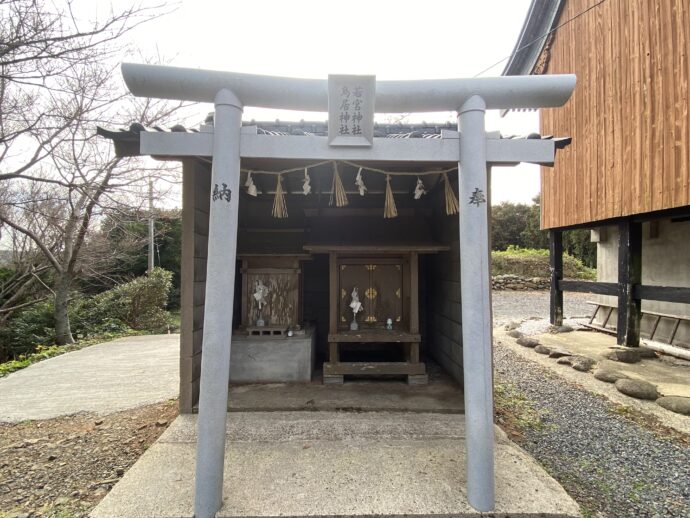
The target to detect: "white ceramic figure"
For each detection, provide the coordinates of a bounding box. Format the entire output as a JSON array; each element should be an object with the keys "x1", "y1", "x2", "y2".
[
  {"x1": 253, "y1": 279, "x2": 269, "y2": 325},
  {"x1": 349, "y1": 287, "x2": 363, "y2": 330},
  {"x1": 349, "y1": 287, "x2": 363, "y2": 314}
]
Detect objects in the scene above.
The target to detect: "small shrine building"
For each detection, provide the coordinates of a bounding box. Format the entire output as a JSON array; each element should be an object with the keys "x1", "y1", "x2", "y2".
[{"x1": 99, "y1": 64, "x2": 575, "y2": 516}]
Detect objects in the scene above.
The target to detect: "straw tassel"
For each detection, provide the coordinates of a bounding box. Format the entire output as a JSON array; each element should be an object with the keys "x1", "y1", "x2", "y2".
[
  {"x1": 272, "y1": 174, "x2": 288, "y2": 218},
  {"x1": 442, "y1": 172, "x2": 459, "y2": 215},
  {"x1": 383, "y1": 174, "x2": 398, "y2": 218},
  {"x1": 329, "y1": 161, "x2": 349, "y2": 207}
]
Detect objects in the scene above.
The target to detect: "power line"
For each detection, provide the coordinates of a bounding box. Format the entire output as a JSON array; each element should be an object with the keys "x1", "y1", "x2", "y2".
[{"x1": 473, "y1": 0, "x2": 608, "y2": 77}]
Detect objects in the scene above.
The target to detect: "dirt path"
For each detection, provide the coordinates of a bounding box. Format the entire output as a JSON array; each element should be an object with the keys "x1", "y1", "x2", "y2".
[{"x1": 0, "y1": 401, "x2": 178, "y2": 518}]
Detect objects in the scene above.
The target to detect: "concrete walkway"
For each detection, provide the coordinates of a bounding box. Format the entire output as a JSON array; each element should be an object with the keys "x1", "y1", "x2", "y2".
[
  {"x1": 0, "y1": 334, "x2": 179, "y2": 422},
  {"x1": 92, "y1": 412, "x2": 581, "y2": 518}
]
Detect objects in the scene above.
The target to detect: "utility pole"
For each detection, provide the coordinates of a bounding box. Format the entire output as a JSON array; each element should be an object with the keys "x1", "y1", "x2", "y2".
[{"x1": 148, "y1": 178, "x2": 155, "y2": 274}]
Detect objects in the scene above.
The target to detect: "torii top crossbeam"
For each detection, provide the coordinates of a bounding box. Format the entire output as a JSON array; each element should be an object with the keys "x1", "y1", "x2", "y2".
[
  {"x1": 122, "y1": 62, "x2": 574, "y2": 112},
  {"x1": 119, "y1": 62, "x2": 575, "y2": 518}
]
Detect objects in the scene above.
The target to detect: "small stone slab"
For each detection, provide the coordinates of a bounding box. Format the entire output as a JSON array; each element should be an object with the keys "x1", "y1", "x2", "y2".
[
  {"x1": 407, "y1": 374, "x2": 429, "y2": 386},
  {"x1": 604, "y1": 348, "x2": 641, "y2": 364},
  {"x1": 656, "y1": 396, "x2": 690, "y2": 416},
  {"x1": 516, "y1": 337, "x2": 539, "y2": 348},
  {"x1": 549, "y1": 325, "x2": 574, "y2": 334},
  {"x1": 571, "y1": 356, "x2": 596, "y2": 372},
  {"x1": 504, "y1": 321, "x2": 520, "y2": 331},
  {"x1": 548, "y1": 348, "x2": 572, "y2": 359},
  {"x1": 637, "y1": 346, "x2": 657, "y2": 359},
  {"x1": 614, "y1": 379, "x2": 659, "y2": 400},
  {"x1": 556, "y1": 357, "x2": 573, "y2": 365},
  {"x1": 323, "y1": 375, "x2": 344, "y2": 385},
  {"x1": 534, "y1": 344, "x2": 552, "y2": 355},
  {"x1": 507, "y1": 330, "x2": 523, "y2": 339},
  {"x1": 593, "y1": 369, "x2": 628, "y2": 384}
]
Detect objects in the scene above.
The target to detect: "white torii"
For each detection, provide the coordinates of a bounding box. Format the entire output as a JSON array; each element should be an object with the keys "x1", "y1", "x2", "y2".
[{"x1": 121, "y1": 63, "x2": 575, "y2": 518}]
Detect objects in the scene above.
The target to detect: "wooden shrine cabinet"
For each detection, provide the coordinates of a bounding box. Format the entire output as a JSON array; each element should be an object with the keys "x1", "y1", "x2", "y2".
[
  {"x1": 233, "y1": 254, "x2": 315, "y2": 384},
  {"x1": 238, "y1": 255, "x2": 307, "y2": 336},
  {"x1": 311, "y1": 246, "x2": 435, "y2": 385},
  {"x1": 337, "y1": 259, "x2": 406, "y2": 330}
]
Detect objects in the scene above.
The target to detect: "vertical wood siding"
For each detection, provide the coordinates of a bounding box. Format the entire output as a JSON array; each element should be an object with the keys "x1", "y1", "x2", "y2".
[
  {"x1": 427, "y1": 187, "x2": 464, "y2": 384},
  {"x1": 540, "y1": 0, "x2": 690, "y2": 229},
  {"x1": 180, "y1": 161, "x2": 210, "y2": 413}
]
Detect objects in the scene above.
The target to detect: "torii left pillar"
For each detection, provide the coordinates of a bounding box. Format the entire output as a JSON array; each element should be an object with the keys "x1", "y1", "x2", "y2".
[{"x1": 194, "y1": 89, "x2": 243, "y2": 518}]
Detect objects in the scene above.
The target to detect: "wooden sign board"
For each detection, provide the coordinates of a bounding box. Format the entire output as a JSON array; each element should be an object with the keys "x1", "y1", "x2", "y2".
[{"x1": 328, "y1": 74, "x2": 375, "y2": 147}]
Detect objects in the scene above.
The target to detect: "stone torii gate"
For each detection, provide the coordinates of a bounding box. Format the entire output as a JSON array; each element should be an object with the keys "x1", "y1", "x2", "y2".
[{"x1": 120, "y1": 63, "x2": 575, "y2": 518}]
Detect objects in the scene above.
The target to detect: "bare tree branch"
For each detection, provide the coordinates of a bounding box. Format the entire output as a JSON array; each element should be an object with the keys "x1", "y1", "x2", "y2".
[{"x1": 0, "y1": 212, "x2": 63, "y2": 272}]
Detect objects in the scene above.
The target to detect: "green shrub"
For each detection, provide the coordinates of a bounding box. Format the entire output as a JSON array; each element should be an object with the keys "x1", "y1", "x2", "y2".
[
  {"x1": 0, "y1": 269, "x2": 173, "y2": 366},
  {"x1": 85, "y1": 268, "x2": 173, "y2": 333},
  {"x1": 492, "y1": 246, "x2": 596, "y2": 280},
  {"x1": 0, "y1": 300, "x2": 56, "y2": 359},
  {"x1": 69, "y1": 295, "x2": 131, "y2": 337}
]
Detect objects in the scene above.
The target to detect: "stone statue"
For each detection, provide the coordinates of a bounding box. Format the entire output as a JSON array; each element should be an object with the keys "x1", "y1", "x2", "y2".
[
  {"x1": 253, "y1": 279, "x2": 269, "y2": 326},
  {"x1": 349, "y1": 287, "x2": 363, "y2": 331}
]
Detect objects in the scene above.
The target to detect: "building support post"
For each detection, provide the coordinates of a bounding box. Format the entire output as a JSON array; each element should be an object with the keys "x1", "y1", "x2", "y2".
[
  {"x1": 549, "y1": 230, "x2": 564, "y2": 326},
  {"x1": 617, "y1": 219, "x2": 642, "y2": 346},
  {"x1": 458, "y1": 95, "x2": 494, "y2": 512},
  {"x1": 194, "y1": 89, "x2": 243, "y2": 518}
]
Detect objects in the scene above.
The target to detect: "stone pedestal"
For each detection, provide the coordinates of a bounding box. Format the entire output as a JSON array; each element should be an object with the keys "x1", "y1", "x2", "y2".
[{"x1": 229, "y1": 328, "x2": 315, "y2": 383}]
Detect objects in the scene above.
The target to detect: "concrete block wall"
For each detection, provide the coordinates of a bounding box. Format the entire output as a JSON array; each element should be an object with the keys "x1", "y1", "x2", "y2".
[{"x1": 595, "y1": 218, "x2": 690, "y2": 345}]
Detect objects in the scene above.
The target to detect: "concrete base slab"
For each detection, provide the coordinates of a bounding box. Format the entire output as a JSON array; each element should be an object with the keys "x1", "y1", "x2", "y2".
[
  {"x1": 92, "y1": 412, "x2": 581, "y2": 518},
  {"x1": 224, "y1": 362, "x2": 464, "y2": 414}
]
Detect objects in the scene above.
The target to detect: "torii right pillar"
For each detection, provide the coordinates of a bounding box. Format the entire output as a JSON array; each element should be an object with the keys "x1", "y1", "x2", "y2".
[{"x1": 457, "y1": 95, "x2": 494, "y2": 511}]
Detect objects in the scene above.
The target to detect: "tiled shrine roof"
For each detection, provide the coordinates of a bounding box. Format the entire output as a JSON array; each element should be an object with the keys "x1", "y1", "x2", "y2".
[{"x1": 97, "y1": 120, "x2": 570, "y2": 158}]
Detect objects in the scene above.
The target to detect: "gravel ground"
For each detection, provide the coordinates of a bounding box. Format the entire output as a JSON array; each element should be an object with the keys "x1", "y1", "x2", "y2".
[
  {"x1": 492, "y1": 290, "x2": 593, "y2": 327},
  {"x1": 495, "y1": 343, "x2": 690, "y2": 517}
]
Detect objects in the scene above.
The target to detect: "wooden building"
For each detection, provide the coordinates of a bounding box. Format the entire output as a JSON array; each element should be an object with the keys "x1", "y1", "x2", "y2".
[{"x1": 504, "y1": 0, "x2": 690, "y2": 350}]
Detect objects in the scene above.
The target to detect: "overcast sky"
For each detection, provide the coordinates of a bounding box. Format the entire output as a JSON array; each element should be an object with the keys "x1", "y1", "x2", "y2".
[{"x1": 101, "y1": 0, "x2": 543, "y2": 204}]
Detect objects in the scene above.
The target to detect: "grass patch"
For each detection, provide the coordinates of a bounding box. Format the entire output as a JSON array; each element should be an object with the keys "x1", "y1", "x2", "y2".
[
  {"x1": 492, "y1": 246, "x2": 596, "y2": 280},
  {"x1": 494, "y1": 382, "x2": 552, "y2": 439}
]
